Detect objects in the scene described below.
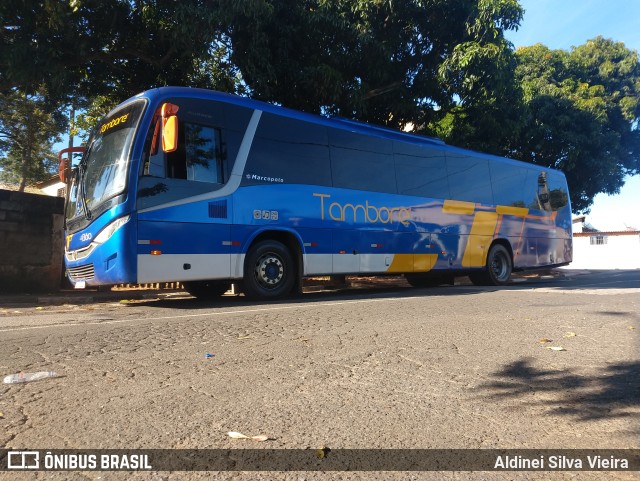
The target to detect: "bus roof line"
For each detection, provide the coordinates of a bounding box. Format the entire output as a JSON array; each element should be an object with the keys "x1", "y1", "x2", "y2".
[
  {"x1": 141, "y1": 87, "x2": 563, "y2": 174},
  {"x1": 328, "y1": 116, "x2": 446, "y2": 146},
  {"x1": 142, "y1": 87, "x2": 448, "y2": 147}
]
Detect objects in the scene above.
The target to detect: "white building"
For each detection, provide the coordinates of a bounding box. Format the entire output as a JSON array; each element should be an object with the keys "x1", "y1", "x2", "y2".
[
  {"x1": 36, "y1": 176, "x2": 66, "y2": 197},
  {"x1": 570, "y1": 217, "x2": 640, "y2": 269}
]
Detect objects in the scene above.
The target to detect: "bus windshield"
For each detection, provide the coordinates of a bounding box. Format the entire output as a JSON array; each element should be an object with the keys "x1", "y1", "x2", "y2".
[{"x1": 66, "y1": 100, "x2": 146, "y2": 223}]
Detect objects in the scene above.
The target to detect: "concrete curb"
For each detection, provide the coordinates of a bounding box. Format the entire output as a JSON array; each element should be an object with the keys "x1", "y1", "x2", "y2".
[{"x1": 0, "y1": 290, "x2": 184, "y2": 306}]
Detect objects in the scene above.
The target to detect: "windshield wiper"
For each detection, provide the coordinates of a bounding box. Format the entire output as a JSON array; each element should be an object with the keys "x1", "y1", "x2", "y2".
[{"x1": 78, "y1": 149, "x2": 93, "y2": 221}]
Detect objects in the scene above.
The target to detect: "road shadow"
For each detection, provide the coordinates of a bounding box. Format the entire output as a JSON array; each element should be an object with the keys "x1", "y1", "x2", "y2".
[
  {"x1": 119, "y1": 269, "x2": 640, "y2": 310},
  {"x1": 128, "y1": 269, "x2": 639, "y2": 309},
  {"x1": 479, "y1": 357, "x2": 640, "y2": 422},
  {"x1": 505, "y1": 269, "x2": 639, "y2": 292},
  {"x1": 133, "y1": 282, "x2": 493, "y2": 310},
  {"x1": 4, "y1": 269, "x2": 635, "y2": 309}
]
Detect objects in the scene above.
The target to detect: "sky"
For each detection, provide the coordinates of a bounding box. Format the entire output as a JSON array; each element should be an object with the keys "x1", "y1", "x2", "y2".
[{"x1": 505, "y1": 0, "x2": 640, "y2": 231}]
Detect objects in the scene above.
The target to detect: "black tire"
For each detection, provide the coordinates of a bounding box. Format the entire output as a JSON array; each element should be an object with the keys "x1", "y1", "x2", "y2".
[
  {"x1": 405, "y1": 273, "x2": 453, "y2": 288},
  {"x1": 242, "y1": 240, "x2": 296, "y2": 300},
  {"x1": 468, "y1": 272, "x2": 487, "y2": 286},
  {"x1": 183, "y1": 280, "x2": 230, "y2": 300},
  {"x1": 469, "y1": 244, "x2": 512, "y2": 286}
]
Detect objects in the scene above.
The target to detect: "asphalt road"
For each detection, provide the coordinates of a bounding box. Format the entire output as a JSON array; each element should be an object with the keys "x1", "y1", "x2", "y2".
[{"x1": 0, "y1": 270, "x2": 638, "y2": 481}]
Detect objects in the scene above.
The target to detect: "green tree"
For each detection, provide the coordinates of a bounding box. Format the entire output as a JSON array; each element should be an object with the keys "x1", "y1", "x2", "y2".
[
  {"x1": 0, "y1": 0, "x2": 241, "y2": 103},
  {"x1": 511, "y1": 38, "x2": 640, "y2": 212},
  {"x1": 1, "y1": 0, "x2": 246, "y2": 154},
  {"x1": 219, "y1": 0, "x2": 523, "y2": 129},
  {"x1": 0, "y1": 90, "x2": 64, "y2": 190},
  {"x1": 4, "y1": 1, "x2": 636, "y2": 214},
  {"x1": 430, "y1": 39, "x2": 524, "y2": 155}
]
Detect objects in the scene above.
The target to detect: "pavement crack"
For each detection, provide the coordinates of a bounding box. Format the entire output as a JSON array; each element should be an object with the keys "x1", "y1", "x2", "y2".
[
  {"x1": 188, "y1": 385, "x2": 219, "y2": 400},
  {"x1": 3, "y1": 405, "x2": 30, "y2": 448},
  {"x1": 397, "y1": 353, "x2": 424, "y2": 367}
]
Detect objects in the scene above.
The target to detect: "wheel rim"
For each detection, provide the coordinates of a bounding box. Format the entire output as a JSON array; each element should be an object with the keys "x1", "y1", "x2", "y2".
[
  {"x1": 254, "y1": 253, "x2": 285, "y2": 289},
  {"x1": 490, "y1": 250, "x2": 509, "y2": 282}
]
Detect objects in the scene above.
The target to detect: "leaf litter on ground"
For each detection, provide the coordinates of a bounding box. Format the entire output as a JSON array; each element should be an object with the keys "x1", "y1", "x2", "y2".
[{"x1": 227, "y1": 431, "x2": 270, "y2": 442}]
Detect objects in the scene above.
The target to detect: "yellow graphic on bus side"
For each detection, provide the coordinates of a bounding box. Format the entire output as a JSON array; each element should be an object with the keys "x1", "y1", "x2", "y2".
[
  {"x1": 387, "y1": 254, "x2": 438, "y2": 273},
  {"x1": 461, "y1": 212, "x2": 499, "y2": 267},
  {"x1": 442, "y1": 199, "x2": 475, "y2": 215}
]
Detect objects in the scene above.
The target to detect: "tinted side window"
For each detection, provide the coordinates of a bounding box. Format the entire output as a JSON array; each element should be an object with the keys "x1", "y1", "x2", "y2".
[
  {"x1": 521, "y1": 169, "x2": 547, "y2": 211},
  {"x1": 184, "y1": 123, "x2": 223, "y2": 183},
  {"x1": 547, "y1": 171, "x2": 569, "y2": 211},
  {"x1": 181, "y1": 99, "x2": 252, "y2": 179},
  {"x1": 489, "y1": 161, "x2": 529, "y2": 207},
  {"x1": 138, "y1": 97, "x2": 252, "y2": 209},
  {"x1": 330, "y1": 129, "x2": 396, "y2": 193},
  {"x1": 243, "y1": 113, "x2": 332, "y2": 186},
  {"x1": 161, "y1": 121, "x2": 224, "y2": 184},
  {"x1": 446, "y1": 151, "x2": 494, "y2": 204},
  {"x1": 394, "y1": 142, "x2": 450, "y2": 199},
  {"x1": 142, "y1": 97, "x2": 252, "y2": 181},
  {"x1": 528, "y1": 170, "x2": 569, "y2": 212}
]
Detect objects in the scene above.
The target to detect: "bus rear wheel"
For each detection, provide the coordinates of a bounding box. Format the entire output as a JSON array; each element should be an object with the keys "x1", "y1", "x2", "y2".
[
  {"x1": 183, "y1": 280, "x2": 230, "y2": 300},
  {"x1": 243, "y1": 240, "x2": 295, "y2": 300},
  {"x1": 469, "y1": 244, "x2": 512, "y2": 286}
]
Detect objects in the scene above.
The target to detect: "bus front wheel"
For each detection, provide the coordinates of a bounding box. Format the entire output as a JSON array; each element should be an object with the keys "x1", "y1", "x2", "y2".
[
  {"x1": 469, "y1": 244, "x2": 512, "y2": 286},
  {"x1": 243, "y1": 240, "x2": 295, "y2": 300}
]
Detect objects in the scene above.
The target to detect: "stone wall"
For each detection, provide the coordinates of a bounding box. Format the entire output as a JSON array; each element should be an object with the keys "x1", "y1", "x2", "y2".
[{"x1": 0, "y1": 189, "x2": 65, "y2": 292}]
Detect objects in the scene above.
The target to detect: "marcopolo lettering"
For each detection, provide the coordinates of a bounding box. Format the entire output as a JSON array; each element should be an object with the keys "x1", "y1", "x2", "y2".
[
  {"x1": 246, "y1": 173, "x2": 284, "y2": 183},
  {"x1": 313, "y1": 193, "x2": 411, "y2": 226}
]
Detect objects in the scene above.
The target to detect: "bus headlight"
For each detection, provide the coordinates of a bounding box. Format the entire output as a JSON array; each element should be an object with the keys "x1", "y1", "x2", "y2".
[{"x1": 94, "y1": 216, "x2": 130, "y2": 244}]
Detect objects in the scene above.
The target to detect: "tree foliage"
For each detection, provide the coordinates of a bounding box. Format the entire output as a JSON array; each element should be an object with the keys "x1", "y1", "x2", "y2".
[
  {"x1": 0, "y1": 0, "x2": 241, "y2": 103},
  {"x1": 510, "y1": 38, "x2": 640, "y2": 212},
  {"x1": 0, "y1": 90, "x2": 64, "y2": 190},
  {"x1": 219, "y1": 0, "x2": 523, "y2": 129},
  {"x1": 1, "y1": 0, "x2": 246, "y2": 168},
  {"x1": 1, "y1": 1, "x2": 638, "y2": 211}
]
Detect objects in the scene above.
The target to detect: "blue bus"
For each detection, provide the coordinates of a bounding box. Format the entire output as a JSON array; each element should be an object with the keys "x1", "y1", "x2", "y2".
[{"x1": 62, "y1": 87, "x2": 572, "y2": 300}]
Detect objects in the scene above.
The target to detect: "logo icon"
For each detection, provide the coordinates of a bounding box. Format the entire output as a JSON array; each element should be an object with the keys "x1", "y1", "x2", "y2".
[{"x1": 7, "y1": 451, "x2": 39, "y2": 470}]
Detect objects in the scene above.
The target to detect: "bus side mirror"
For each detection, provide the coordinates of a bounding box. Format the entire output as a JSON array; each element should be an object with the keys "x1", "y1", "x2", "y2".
[
  {"x1": 57, "y1": 146, "x2": 86, "y2": 182},
  {"x1": 162, "y1": 115, "x2": 178, "y2": 153},
  {"x1": 58, "y1": 158, "x2": 67, "y2": 182},
  {"x1": 161, "y1": 103, "x2": 180, "y2": 153}
]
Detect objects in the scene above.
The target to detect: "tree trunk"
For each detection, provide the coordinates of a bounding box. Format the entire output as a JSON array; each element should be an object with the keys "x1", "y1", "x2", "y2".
[{"x1": 18, "y1": 106, "x2": 33, "y2": 192}]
